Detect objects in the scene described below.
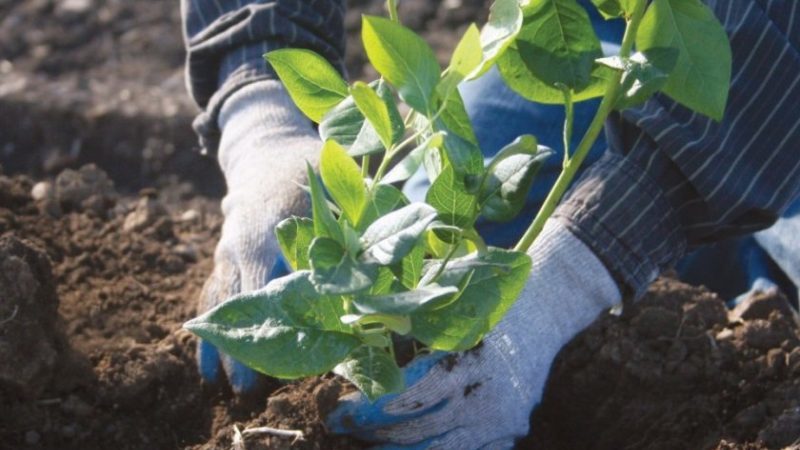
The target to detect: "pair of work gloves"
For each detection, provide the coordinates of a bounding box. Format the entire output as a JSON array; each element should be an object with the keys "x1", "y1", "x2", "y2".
[{"x1": 198, "y1": 80, "x2": 622, "y2": 449}]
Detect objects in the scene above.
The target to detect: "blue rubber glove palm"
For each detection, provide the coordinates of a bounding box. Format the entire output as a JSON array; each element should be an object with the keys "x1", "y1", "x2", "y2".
[
  {"x1": 197, "y1": 80, "x2": 320, "y2": 395},
  {"x1": 327, "y1": 220, "x2": 622, "y2": 449}
]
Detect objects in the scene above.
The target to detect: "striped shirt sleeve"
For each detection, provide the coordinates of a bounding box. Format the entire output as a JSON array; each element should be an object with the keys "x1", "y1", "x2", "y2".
[
  {"x1": 181, "y1": 0, "x2": 346, "y2": 154},
  {"x1": 554, "y1": 0, "x2": 800, "y2": 298}
]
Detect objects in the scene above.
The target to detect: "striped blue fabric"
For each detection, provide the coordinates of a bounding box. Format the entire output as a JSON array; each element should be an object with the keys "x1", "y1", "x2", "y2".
[
  {"x1": 181, "y1": 0, "x2": 345, "y2": 153},
  {"x1": 555, "y1": 0, "x2": 800, "y2": 297}
]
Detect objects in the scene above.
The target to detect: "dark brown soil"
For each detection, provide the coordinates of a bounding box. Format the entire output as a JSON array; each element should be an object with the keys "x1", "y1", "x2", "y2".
[
  {"x1": 524, "y1": 280, "x2": 800, "y2": 450},
  {"x1": 1, "y1": 1, "x2": 799, "y2": 449}
]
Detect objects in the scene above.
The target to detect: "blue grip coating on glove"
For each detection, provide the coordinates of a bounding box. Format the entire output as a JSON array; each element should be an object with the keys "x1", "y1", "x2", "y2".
[{"x1": 197, "y1": 254, "x2": 291, "y2": 394}]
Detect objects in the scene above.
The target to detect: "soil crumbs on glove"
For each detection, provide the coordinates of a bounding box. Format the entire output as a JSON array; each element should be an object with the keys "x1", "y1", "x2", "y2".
[{"x1": 525, "y1": 279, "x2": 800, "y2": 450}]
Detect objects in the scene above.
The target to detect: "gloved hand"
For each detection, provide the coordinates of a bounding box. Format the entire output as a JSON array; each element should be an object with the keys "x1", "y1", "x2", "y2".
[
  {"x1": 197, "y1": 80, "x2": 320, "y2": 395},
  {"x1": 327, "y1": 219, "x2": 622, "y2": 449}
]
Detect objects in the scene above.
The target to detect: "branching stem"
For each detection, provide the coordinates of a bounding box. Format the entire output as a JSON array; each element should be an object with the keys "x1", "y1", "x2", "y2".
[{"x1": 514, "y1": 0, "x2": 646, "y2": 253}]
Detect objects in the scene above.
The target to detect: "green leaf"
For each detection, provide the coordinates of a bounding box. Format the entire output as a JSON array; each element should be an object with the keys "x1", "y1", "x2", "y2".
[
  {"x1": 353, "y1": 284, "x2": 458, "y2": 316},
  {"x1": 393, "y1": 243, "x2": 425, "y2": 289},
  {"x1": 350, "y1": 81, "x2": 403, "y2": 149},
  {"x1": 184, "y1": 271, "x2": 360, "y2": 379},
  {"x1": 309, "y1": 237, "x2": 376, "y2": 295},
  {"x1": 265, "y1": 49, "x2": 348, "y2": 122},
  {"x1": 480, "y1": 136, "x2": 554, "y2": 222},
  {"x1": 439, "y1": 24, "x2": 483, "y2": 96},
  {"x1": 341, "y1": 313, "x2": 412, "y2": 335},
  {"x1": 514, "y1": 0, "x2": 602, "y2": 90},
  {"x1": 426, "y1": 165, "x2": 478, "y2": 230},
  {"x1": 498, "y1": 48, "x2": 616, "y2": 104},
  {"x1": 361, "y1": 203, "x2": 438, "y2": 266},
  {"x1": 320, "y1": 81, "x2": 404, "y2": 157},
  {"x1": 320, "y1": 140, "x2": 367, "y2": 224},
  {"x1": 275, "y1": 216, "x2": 315, "y2": 270},
  {"x1": 411, "y1": 248, "x2": 532, "y2": 351},
  {"x1": 307, "y1": 163, "x2": 343, "y2": 243},
  {"x1": 356, "y1": 184, "x2": 409, "y2": 231},
  {"x1": 362, "y1": 15, "x2": 441, "y2": 114},
  {"x1": 591, "y1": 0, "x2": 639, "y2": 19},
  {"x1": 382, "y1": 132, "x2": 445, "y2": 185},
  {"x1": 636, "y1": 0, "x2": 731, "y2": 120},
  {"x1": 334, "y1": 346, "x2": 404, "y2": 402},
  {"x1": 370, "y1": 267, "x2": 397, "y2": 295},
  {"x1": 424, "y1": 230, "x2": 478, "y2": 259},
  {"x1": 468, "y1": 0, "x2": 525, "y2": 79}
]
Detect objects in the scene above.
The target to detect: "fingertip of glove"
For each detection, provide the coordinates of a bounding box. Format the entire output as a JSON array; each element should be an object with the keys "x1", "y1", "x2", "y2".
[
  {"x1": 197, "y1": 339, "x2": 222, "y2": 384},
  {"x1": 269, "y1": 254, "x2": 291, "y2": 280},
  {"x1": 227, "y1": 359, "x2": 266, "y2": 396}
]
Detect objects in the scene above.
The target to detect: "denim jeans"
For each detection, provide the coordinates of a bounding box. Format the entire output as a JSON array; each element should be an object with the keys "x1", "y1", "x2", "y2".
[{"x1": 403, "y1": 7, "x2": 800, "y2": 308}]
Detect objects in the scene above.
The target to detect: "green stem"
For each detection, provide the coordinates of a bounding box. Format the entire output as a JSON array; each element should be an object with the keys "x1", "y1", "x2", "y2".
[
  {"x1": 361, "y1": 155, "x2": 371, "y2": 178},
  {"x1": 387, "y1": 334, "x2": 397, "y2": 360},
  {"x1": 513, "y1": 0, "x2": 646, "y2": 253},
  {"x1": 560, "y1": 86, "x2": 574, "y2": 168},
  {"x1": 387, "y1": 0, "x2": 399, "y2": 22},
  {"x1": 430, "y1": 239, "x2": 461, "y2": 282}
]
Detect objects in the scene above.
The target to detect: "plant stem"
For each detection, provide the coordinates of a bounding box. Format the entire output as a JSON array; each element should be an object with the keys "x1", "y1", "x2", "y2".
[
  {"x1": 371, "y1": 108, "x2": 440, "y2": 187},
  {"x1": 386, "y1": 0, "x2": 399, "y2": 22},
  {"x1": 387, "y1": 335, "x2": 397, "y2": 360},
  {"x1": 361, "y1": 155, "x2": 371, "y2": 178},
  {"x1": 560, "y1": 86, "x2": 574, "y2": 168},
  {"x1": 513, "y1": 0, "x2": 646, "y2": 253},
  {"x1": 430, "y1": 239, "x2": 461, "y2": 282}
]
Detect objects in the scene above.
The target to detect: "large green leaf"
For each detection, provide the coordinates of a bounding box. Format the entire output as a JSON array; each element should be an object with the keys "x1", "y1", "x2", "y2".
[
  {"x1": 356, "y1": 184, "x2": 409, "y2": 231},
  {"x1": 496, "y1": 0, "x2": 614, "y2": 104},
  {"x1": 636, "y1": 0, "x2": 731, "y2": 120},
  {"x1": 275, "y1": 216, "x2": 314, "y2": 270},
  {"x1": 320, "y1": 140, "x2": 367, "y2": 224},
  {"x1": 514, "y1": 0, "x2": 602, "y2": 90},
  {"x1": 498, "y1": 46, "x2": 616, "y2": 104},
  {"x1": 480, "y1": 136, "x2": 553, "y2": 222},
  {"x1": 426, "y1": 165, "x2": 478, "y2": 230},
  {"x1": 265, "y1": 49, "x2": 348, "y2": 122},
  {"x1": 468, "y1": 0, "x2": 525, "y2": 79},
  {"x1": 184, "y1": 271, "x2": 360, "y2": 378},
  {"x1": 353, "y1": 284, "x2": 458, "y2": 316},
  {"x1": 334, "y1": 346, "x2": 404, "y2": 402},
  {"x1": 411, "y1": 248, "x2": 532, "y2": 351},
  {"x1": 362, "y1": 15, "x2": 441, "y2": 114},
  {"x1": 307, "y1": 163, "x2": 343, "y2": 243},
  {"x1": 361, "y1": 203, "x2": 438, "y2": 266},
  {"x1": 309, "y1": 237, "x2": 376, "y2": 295}
]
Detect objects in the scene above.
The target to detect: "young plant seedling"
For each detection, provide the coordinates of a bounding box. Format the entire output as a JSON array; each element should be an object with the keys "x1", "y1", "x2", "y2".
[{"x1": 185, "y1": 0, "x2": 731, "y2": 401}]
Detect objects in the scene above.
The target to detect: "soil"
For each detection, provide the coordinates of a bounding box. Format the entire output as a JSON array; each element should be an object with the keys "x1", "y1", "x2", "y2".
[
  {"x1": 525, "y1": 280, "x2": 800, "y2": 450},
  {"x1": 1, "y1": 1, "x2": 799, "y2": 449}
]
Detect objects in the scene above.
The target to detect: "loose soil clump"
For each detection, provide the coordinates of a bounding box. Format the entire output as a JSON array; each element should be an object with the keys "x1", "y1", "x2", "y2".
[{"x1": 525, "y1": 279, "x2": 800, "y2": 450}]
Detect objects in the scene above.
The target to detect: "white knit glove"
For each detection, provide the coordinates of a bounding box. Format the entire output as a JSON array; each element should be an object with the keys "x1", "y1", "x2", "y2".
[
  {"x1": 197, "y1": 80, "x2": 321, "y2": 394},
  {"x1": 327, "y1": 219, "x2": 621, "y2": 449}
]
